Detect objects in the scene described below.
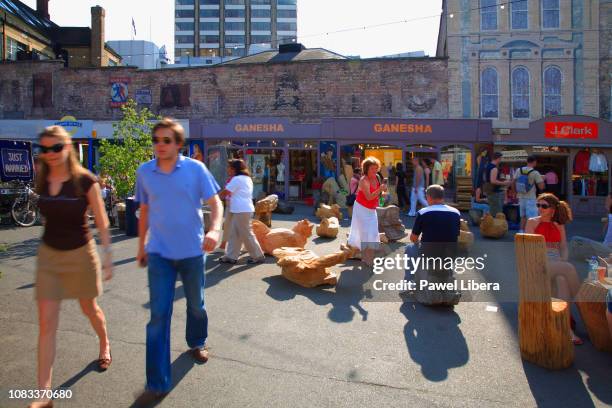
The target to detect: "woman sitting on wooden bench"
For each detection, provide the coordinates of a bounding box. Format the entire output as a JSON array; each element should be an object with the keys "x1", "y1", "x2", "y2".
[{"x1": 526, "y1": 193, "x2": 583, "y2": 345}]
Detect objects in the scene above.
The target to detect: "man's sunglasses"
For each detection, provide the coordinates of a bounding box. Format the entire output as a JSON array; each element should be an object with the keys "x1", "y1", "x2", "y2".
[
  {"x1": 38, "y1": 143, "x2": 65, "y2": 153},
  {"x1": 152, "y1": 136, "x2": 174, "y2": 145},
  {"x1": 536, "y1": 203, "x2": 551, "y2": 209}
]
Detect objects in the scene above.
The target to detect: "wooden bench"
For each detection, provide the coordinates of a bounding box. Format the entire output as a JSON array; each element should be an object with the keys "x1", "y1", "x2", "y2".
[{"x1": 515, "y1": 234, "x2": 574, "y2": 369}]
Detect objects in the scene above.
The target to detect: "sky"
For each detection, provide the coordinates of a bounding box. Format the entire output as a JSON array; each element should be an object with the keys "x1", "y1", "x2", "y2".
[{"x1": 22, "y1": 0, "x2": 443, "y2": 61}]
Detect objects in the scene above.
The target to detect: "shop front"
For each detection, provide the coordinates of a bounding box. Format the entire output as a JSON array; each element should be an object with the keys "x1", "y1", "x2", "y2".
[
  {"x1": 493, "y1": 115, "x2": 612, "y2": 216},
  {"x1": 0, "y1": 117, "x2": 94, "y2": 170},
  {"x1": 325, "y1": 118, "x2": 493, "y2": 203},
  {"x1": 191, "y1": 118, "x2": 322, "y2": 201}
]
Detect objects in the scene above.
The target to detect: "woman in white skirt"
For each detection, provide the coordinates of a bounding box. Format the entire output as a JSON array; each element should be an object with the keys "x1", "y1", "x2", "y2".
[{"x1": 348, "y1": 157, "x2": 387, "y2": 265}]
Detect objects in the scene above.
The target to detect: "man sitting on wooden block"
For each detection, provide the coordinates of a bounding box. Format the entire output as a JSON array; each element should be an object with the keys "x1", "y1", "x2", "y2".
[{"x1": 405, "y1": 185, "x2": 462, "y2": 306}]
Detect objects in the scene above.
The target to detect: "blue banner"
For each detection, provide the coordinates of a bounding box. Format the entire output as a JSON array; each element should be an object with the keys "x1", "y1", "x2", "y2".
[{"x1": 0, "y1": 140, "x2": 33, "y2": 182}]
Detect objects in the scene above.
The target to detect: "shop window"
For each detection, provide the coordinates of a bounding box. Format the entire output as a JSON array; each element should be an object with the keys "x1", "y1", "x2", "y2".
[
  {"x1": 543, "y1": 66, "x2": 562, "y2": 116},
  {"x1": 245, "y1": 149, "x2": 284, "y2": 199},
  {"x1": 572, "y1": 150, "x2": 608, "y2": 197},
  {"x1": 289, "y1": 147, "x2": 317, "y2": 200},
  {"x1": 440, "y1": 145, "x2": 472, "y2": 189},
  {"x1": 512, "y1": 67, "x2": 530, "y2": 119},
  {"x1": 480, "y1": 67, "x2": 498, "y2": 118}
]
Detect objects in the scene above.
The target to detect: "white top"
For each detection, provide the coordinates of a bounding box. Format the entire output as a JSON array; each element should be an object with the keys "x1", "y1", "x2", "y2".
[
  {"x1": 605, "y1": 214, "x2": 612, "y2": 245},
  {"x1": 225, "y1": 175, "x2": 255, "y2": 213},
  {"x1": 276, "y1": 163, "x2": 285, "y2": 182}
]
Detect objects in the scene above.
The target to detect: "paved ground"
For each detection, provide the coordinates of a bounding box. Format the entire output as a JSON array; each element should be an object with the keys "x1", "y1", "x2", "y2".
[{"x1": 0, "y1": 205, "x2": 611, "y2": 408}]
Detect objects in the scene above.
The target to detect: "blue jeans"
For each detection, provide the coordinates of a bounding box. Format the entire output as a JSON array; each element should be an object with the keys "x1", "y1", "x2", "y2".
[{"x1": 146, "y1": 253, "x2": 208, "y2": 392}]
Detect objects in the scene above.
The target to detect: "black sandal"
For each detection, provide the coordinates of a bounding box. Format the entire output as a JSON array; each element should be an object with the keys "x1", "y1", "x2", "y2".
[
  {"x1": 219, "y1": 257, "x2": 237, "y2": 264},
  {"x1": 246, "y1": 258, "x2": 264, "y2": 264}
]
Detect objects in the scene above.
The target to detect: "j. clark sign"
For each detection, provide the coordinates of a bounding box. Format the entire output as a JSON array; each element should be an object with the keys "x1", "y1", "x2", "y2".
[{"x1": 545, "y1": 122, "x2": 598, "y2": 139}]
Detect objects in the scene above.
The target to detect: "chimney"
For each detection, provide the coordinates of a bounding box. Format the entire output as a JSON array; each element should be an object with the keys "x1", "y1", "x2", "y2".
[
  {"x1": 37, "y1": 0, "x2": 49, "y2": 20},
  {"x1": 90, "y1": 6, "x2": 105, "y2": 67}
]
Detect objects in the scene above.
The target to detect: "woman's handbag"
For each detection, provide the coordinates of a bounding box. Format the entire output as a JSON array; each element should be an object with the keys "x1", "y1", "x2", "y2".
[{"x1": 346, "y1": 181, "x2": 359, "y2": 207}]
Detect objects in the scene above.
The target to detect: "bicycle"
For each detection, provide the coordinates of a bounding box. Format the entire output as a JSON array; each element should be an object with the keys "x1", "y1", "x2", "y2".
[{"x1": 11, "y1": 181, "x2": 40, "y2": 227}]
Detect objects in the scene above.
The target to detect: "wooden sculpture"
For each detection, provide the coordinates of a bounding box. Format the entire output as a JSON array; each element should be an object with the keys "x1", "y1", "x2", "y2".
[
  {"x1": 575, "y1": 279, "x2": 612, "y2": 353},
  {"x1": 251, "y1": 219, "x2": 314, "y2": 255},
  {"x1": 376, "y1": 205, "x2": 406, "y2": 241},
  {"x1": 316, "y1": 203, "x2": 342, "y2": 220},
  {"x1": 479, "y1": 213, "x2": 508, "y2": 239},
  {"x1": 316, "y1": 217, "x2": 339, "y2": 238},
  {"x1": 254, "y1": 194, "x2": 278, "y2": 227},
  {"x1": 458, "y1": 219, "x2": 474, "y2": 252},
  {"x1": 515, "y1": 234, "x2": 573, "y2": 369},
  {"x1": 272, "y1": 245, "x2": 354, "y2": 287},
  {"x1": 468, "y1": 209, "x2": 483, "y2": 226}
]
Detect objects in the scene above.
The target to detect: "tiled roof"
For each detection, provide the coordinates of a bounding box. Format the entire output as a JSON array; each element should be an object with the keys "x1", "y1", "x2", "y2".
[{"x1": 220, "y1": 48, "x2": 348, "y2": 65}]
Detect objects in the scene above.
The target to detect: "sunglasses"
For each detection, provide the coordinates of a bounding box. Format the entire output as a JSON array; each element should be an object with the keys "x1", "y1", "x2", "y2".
[
  {"x1": 536, "y1": 203, "x2": 551, "y2": 209},
  {"x1": 38, "y1": 143, "x2": 65, "y2": 154},
  {"x1": 152, "y1": 136, "x2": 173, "y2": 145}
]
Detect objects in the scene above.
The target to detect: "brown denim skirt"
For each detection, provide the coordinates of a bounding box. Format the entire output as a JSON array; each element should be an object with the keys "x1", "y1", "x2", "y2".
[{"x1": 36, "y1": 240, "x2": 102, "y2": 300}]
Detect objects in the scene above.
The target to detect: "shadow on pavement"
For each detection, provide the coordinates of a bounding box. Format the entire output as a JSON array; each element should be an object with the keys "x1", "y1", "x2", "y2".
[
  {"x1": 55, "y1": 360, "x2": 99, "y2": 390},
  {"x1": 400, "y1": 302, "x2": 469, "y2": 382},
  {"x1": 128, "y1": 352, "x2": 197, "y2": 408},
  {"x1": 0, "y1": 238, "x2": 39, "y2": 260},
  {"x1": 142, "y1": 284, "x2": 185, "y2": 310},
  {"x1": 263, "y1": 262, "x2": 371, "y2": 323}
]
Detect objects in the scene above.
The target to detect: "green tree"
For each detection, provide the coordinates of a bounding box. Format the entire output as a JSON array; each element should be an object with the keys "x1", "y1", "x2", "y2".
[{"x1": 96, "y1": 99, "x2": 160, "y2": 199}]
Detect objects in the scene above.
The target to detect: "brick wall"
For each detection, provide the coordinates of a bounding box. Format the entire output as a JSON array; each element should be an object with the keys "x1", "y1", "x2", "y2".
[
  {"x1": 600, "y1": 2, "x2": 612, "y2": 120},
  {"x1": 0, "y1": 58, "x2": 448, "y2": 121}
]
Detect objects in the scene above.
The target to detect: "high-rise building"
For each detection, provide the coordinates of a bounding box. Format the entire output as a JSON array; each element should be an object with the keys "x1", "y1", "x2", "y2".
[
  {"x1": 174, "y1": 0, "x2": 297, "y2": 65},
  {"x1": 107, "y1": 41, "x2": 170, "y2": 69}
]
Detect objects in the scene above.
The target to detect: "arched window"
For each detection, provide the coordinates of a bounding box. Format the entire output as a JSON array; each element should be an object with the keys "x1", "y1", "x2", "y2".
[
  {"x1": 512, "y1": 67, "x2": 530, "y2": 119},
  {"x1": 480, "y1": 68, "x2": 499, "y2": 118},
  {"x1": 542, "y1": 0, "x2": 560, "y2": 29},
  {"x1": 543, "y1": 66, "x2": 562, "y2": 116}
]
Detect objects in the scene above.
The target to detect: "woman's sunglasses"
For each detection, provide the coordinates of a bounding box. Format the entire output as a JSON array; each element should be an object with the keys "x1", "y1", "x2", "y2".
[
  {"x1": 152, "y1": 136, "x2": 173, "y2": 145},
  {"x1": 38, "y1": 143, "x2": 65, "y2": 154},
  {"x1": 536, "y1": 203, "x2": 551, "y2": 209}
]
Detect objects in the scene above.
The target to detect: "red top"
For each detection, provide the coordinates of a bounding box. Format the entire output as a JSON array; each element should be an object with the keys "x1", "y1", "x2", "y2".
[
  {"x1": 535, "y1": 221, "x2": 561, "y2": 244},
  {"x1": 574, "y1": 151, "x2": 590, "y2": 175},
  {"x1": 356, "y1": 177, "x2": 380, "y2": 209}
]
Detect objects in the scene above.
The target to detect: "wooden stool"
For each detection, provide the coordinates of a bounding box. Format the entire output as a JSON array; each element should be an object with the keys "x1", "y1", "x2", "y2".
[
  {"x1": 515, "y1": 234, "x2": 574, "y2": 369},
  {"x1": 576, "y1": 278, "x2": 612, "y2": 353}
]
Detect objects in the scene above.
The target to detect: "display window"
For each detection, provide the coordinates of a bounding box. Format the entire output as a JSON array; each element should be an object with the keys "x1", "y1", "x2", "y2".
[
  {"x1": 288, "y1": 141, "x2": 317, "y2": 201},
  {"x1": 572, "y1": 149, "x2": 609, "y2": 197}
]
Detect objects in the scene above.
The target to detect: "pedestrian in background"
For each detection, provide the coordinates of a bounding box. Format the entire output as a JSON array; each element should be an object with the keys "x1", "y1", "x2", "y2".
[
  {"x1": 32, "y1": 126, "x2": 113, "y2": 408},
  {"x1": 348, "y1": 156, "x2": 387, "y2": 266},
  {"x1": 395, "y1": 163, "x2": 409, "y2": 211},
  {"x1": 483, "y1": 152, "x2": 512, "y2": 217},
  {"x1": 134, "y1": 118, "x2": 223, "y2": 406},
  {"x1": 219, "y1": 159, "x2": 265, "y2": 264},
  {"x1": 408, "y1": 156, "x2": 428, "y2": 217},
  {"x1": 513, "y1": 155, "x2": 545, "y2": 232}
]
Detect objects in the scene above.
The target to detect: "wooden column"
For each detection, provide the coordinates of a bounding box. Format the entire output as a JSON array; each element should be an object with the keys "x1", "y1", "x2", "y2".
[{"x1": 515, "y1": 233, "x2": 574, "y2": 369}]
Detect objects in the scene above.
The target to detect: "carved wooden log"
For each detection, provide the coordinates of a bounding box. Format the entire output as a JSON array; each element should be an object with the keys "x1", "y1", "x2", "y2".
[
  {"x1": 272, "y1": 246, "x2": 353, "y2": 288},
  {"x1": 254, "y1": 194, "x2": 278, "y2": 227},
  {"x1": 316, "y1": 217, "x2": 339, "y2": 238},
  {"x1": 376, "y1": 205, "x2": 406, "y2": 241},
  {"x1": 316, "y1": 204, "x2": 342, "y2": 220},
  {"x1": 458, "y1": 220, "x2": 473, "y2": 252},
  {"x1": 515, "y1": 234, "x2": 574, "y2": 369},
  {"x1": 480, "y1": 213, "x2": 508, "y2": 239},
  {"x1": 576, "y1": 279, "x2": 612, "y2": 353},
  {"x1": 251, "y1": 219, "x2": 313, "y2": 255}
]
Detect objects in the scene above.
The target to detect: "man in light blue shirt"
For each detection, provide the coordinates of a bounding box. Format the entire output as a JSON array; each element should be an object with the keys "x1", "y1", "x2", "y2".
[{"x1": 134, "y1": 118, "x2": 222, "y2": 405}]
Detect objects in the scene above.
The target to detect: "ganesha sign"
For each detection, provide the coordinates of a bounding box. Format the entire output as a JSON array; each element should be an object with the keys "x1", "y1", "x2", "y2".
[{"x1": 545, "y1": 122, "x2": 598, "y2": 139}]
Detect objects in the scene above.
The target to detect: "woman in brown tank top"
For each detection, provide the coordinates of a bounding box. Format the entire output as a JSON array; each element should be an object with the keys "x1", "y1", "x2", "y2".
[{"x1": 31, "y1": 126, "x2": 113, "y2": 408}]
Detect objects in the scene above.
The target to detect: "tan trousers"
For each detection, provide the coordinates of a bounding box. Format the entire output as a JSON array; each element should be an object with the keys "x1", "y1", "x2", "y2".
[
  {"x1": 221, "y1": 211, "x2": 233, "y2": 244},
  {"x1": 225, "y1": 212, "x2": 264, "y2": 261}
]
